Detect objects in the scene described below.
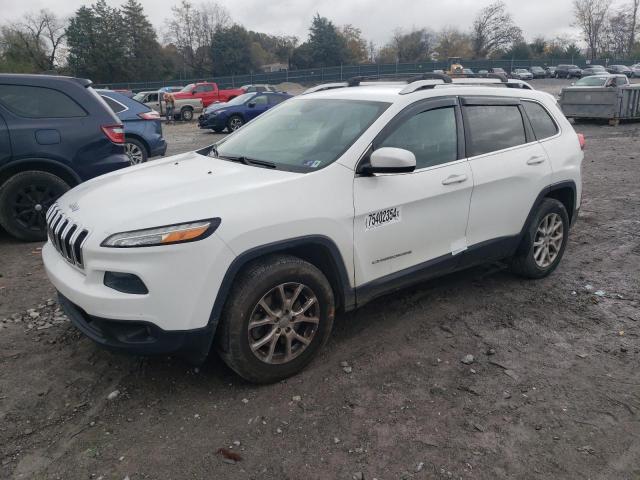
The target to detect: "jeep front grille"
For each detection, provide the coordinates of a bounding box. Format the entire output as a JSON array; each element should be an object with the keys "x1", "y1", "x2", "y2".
[{"x1": 45, "y1": 205, "x2": 89, "y2": 269}]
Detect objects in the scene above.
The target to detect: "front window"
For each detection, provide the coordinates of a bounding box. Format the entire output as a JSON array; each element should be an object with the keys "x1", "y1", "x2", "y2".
[
  {"x1": 133, "y1": 92, "x2": 146, "y2": 102},
  {"x1": 226, "y1": 93, "x2": 256, "y2": 106},
  {"x1": 210, "y1": 99, "x2": 389, "y2": 172},
  {"x1": 181, "y1": 84, "x2": 195, "y2": 93}
]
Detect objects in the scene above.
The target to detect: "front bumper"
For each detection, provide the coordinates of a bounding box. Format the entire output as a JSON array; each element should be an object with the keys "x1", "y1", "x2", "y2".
[
  {"x1": 42, "y1": 232, "x2": 235, "y2": 333},
  {"x1": 58, "y1": 293, "x2": 214, "y2": 363},
  {"x1": 198, "y1": 114, "x2": 226, "y2": 129}
]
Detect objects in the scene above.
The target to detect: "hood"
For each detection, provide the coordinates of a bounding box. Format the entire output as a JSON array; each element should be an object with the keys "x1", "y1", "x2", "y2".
[
  {"x1": 56, "y1": 151, "x2": 299, "y2": 237},
  {"x1": 204, "y1": 103, "x2": 232, "y2": 114}
]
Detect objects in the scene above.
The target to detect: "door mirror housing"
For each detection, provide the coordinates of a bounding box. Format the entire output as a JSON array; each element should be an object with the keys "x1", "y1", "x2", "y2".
[
  {"x1": 359, "y1": 147, "x2": 416, "y2": 175},
  {"x1": 248, "y1": 102, "x2": 256, "y2": 108}
]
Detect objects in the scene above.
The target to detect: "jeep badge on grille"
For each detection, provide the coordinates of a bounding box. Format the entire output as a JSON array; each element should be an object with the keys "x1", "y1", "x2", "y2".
[{"x1": 69, "y1": 202, "x2": 79, "y2": 212}]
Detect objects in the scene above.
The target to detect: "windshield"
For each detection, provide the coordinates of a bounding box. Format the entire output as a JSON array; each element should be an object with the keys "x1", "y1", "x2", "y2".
[
  {"x1": 225, "y1": 93, "x2": 255, "y2": 106},
  {"x1": 133, "y1": 92, "x2": 146, "y2": 101},
  {"x1": 181, "y1": 84, "x2": 195, "y2": 93},
  {"x1": 575, "y1": 76, "x2": 608, "y2": 86},
  {"x1": 211, "y1": 99, "x2": 389, "y2": 172}
]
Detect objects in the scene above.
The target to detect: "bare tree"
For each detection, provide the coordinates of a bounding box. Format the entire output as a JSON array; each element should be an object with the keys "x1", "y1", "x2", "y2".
[
  {"x1": 437, "y1": 27, "x2": 473, "y2": 58},
  {"x1": 573, "y1": 0, "x2": 610, "y2": 60},
  {"x1": 603, "y1": 9, "x2": 632, "y2": 57},
  {"x1": 165, "y1": 0, "x2": 231, "y2": 75},
  {"x1": 471, "y1": 1, "x2": 522, "y2": 58},
  {"x1": 629, "y1": 0, "x2": 639, "y2": 55},
  {"x1": 8, "y1": 10, "x2": 66, "y2": 71}
]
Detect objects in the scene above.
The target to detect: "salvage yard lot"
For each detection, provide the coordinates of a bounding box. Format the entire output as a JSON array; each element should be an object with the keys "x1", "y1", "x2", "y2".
[{"x1": 0, "y1": 79, "x2": 639, "y2": 479}]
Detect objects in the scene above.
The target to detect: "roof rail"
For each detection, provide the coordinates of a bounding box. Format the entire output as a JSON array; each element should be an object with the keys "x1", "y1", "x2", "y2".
[
  {"x1": 302, "y1": 82, "x2": 349, "y2": 94},
  {"x1": 407, "y1": 72, "x2": 453, "y2": 84},
  {"x1": 399, "y1": 79, "x2": 447, "y2": 94}
]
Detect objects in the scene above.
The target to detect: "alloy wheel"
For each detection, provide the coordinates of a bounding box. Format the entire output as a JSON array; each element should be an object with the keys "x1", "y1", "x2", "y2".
[
  {"x1": 10, "y1": 183, "x2": 60, "y2": 232},
  {"x1": 533, "y1": 213, "x2": 564, "y2": 268},
  {"x1": 125, "y1": 142, "x2": 145, "y2": 165},
  {"x1": 248, "y1": 283, "x2": 320, "y2": 364},
  {"x1": 229, "y1": 118, "x2": 243, "y2": 131}
]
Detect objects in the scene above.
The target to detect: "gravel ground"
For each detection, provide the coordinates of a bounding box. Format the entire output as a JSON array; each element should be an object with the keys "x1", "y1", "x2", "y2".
[{"x1": 0, "y1": 78, "x2": 639, "y2": 479}]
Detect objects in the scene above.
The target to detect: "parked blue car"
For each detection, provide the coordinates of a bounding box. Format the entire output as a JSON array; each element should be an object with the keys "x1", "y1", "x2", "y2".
[
  {"x1": 198, "y1": 92, "x2": 291, "y2": 132},
  {"x1": 98, "y1": 90, "x2": 167, "y2": 165},
  {"x1": 0, "y1": 74, "x2": 130, "y2": 241}
]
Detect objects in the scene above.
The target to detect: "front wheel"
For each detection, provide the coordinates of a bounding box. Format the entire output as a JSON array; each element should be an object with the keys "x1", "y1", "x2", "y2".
[
  {"x1": 216, "y1": 254, "x2": 335, "y2": 383},
  {"x1": 227, "y1": 115, "x2": 244, "y2": 132},
  {"x1": 510, "y1": 198, "x2": 570, "y2": 279},
  {"x1": 0, "y1": 171, "x2": 70, "y2": 241}
]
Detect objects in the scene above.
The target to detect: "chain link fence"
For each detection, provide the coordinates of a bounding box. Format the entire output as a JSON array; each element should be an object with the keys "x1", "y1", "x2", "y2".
[{"x1": 95, "y1": 58, "x2": 638, "y2": 92}]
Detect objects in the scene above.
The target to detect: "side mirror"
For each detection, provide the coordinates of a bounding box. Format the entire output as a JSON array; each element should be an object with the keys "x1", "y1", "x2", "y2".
[
  {"x1": 248, "y1": 102, "x2": 256, "y2": 108},
  {"x1": 359, "y1": 147, "x2": 416, "y2": 175}
]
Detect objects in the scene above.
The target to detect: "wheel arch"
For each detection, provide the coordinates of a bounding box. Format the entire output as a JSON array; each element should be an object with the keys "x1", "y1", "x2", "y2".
[
  {"x1": 545, "y1": 182, "x2": 576, "y2": 224},
  {"x1": 516, "y1": 180, "x2": 577, "y2": 254},
  {"x1": 208, "y1": 236, "x2": 355, "y2": 331},
  {"x1": 0, "y1": 158, "x2": 81, "y2": 188},
  {"x1": 124, "y1": 133, "x2": 150, "y2": 156}
]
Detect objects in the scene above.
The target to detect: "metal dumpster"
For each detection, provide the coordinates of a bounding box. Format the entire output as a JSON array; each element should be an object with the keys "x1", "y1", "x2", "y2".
[{"x1": 559, "y1": 84, "x2": 640, "y2": 122}]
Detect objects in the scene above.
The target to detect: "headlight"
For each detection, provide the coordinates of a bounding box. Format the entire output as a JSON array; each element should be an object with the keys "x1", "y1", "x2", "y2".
[{"x1": 101, "y1": 219, "x2": 220, "y2": 248}]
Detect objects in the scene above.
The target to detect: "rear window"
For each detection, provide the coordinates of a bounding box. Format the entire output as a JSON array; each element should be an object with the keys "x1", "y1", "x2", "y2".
[
  {"x1": 522, "y1": 101, "x2": 558, "y2": 140},
  {"x1": 464, "y1": 105, "x2": 526, "y2": 156},
  {"x1": 0, "y1": 84, "x2": 87, "y2": 118},
  {"x1": 101, "y1": 95, "x2": 127, "y2": 113}
]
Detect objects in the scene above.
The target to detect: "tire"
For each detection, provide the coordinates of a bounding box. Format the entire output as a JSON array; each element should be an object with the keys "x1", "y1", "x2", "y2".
[
  {"x1": 227, "y1": 115, "x2": 244, "y2": 132},
  {"x1": 510, "y1": 198, "x2": 570, "y2": 279},
  {"x1": 0, "y1": 171, "x2": 70, "y2": 242},
  {"x1": 125, "y1": 138, "x2": 148, "y2": 165},
  {"x1": 216, "y1": 254, "x2": 335, "y2": 383},
  {"x1": 181, "y1": 107, "x2": 194, "y2": 121}
]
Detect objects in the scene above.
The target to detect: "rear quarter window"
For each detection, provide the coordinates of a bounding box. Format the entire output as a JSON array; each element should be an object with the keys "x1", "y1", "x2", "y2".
[
  {"x1": 0, "y1": 84, "x2": 87, "y2": 118},
  {"x1": 101, "y1": 96, "x2": 127, "y2": 113},
  {"x1": 522, "y1": 101, "x2": 558, "y2": 140},
  {"x1": 464, "y1": 105, "x2": 526, "y2": 156}
]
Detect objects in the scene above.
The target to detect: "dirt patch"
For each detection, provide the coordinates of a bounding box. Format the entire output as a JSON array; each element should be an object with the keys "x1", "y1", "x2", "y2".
[{"x1": 1, "y1": 102, "x2": 639, "y2": 480}]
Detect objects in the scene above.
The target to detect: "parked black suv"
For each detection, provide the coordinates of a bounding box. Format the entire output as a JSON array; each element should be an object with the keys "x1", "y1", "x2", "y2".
[
  {"x1": 0, "y1": 74, "x2": 130, "y2": 241},
  {"x1": 554, "y1": 65, "x2": 583, "y2": 79}
]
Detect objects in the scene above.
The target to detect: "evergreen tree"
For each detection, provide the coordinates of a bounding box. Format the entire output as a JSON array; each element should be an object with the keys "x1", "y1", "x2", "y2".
[
  {"x1": 121, "y1": 0, "x2": 163, "y2": 80},
  {"x1": 210, "y1": 25, "x2": 255, "y2": 76},
  {"x1": 307, "y1": 14, "x2": 347, "y2": 67}
]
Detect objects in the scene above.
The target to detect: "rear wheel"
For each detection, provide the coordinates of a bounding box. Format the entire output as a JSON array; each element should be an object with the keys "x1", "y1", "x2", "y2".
[
  {"x1": 227, "y1": 115, "x2": 244, "y2": 132},
  {"x1": 125, "y1": 138, "x2": 148, "y2": 165},
  {"x1": 0, "y1": 171, "x2": 70, "y2": 241},
  {"x1": 216, "y1": 254, "x2": 335, "y2": 383},
  {"x1": 510, "y1": 198, "x2": 569, "y2": 279},
  {"x1": 181, "y1": 107, "x2": 194, "y2": 121}
]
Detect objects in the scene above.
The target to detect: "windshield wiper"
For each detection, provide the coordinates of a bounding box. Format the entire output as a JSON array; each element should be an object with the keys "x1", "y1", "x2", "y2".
[{"x1": 217, "y1": 155, "x2": 277, "y2": 169}]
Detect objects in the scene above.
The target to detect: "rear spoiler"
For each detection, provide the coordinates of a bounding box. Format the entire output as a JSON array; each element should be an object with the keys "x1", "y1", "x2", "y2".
[{"x1": 74, "y1": 78, "x2": 93, "y2": 88}]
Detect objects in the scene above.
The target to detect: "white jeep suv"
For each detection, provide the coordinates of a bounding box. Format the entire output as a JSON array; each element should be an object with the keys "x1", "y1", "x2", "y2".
[{"x1": 43, "y1": 75, "x2": 583, "y2": 383}]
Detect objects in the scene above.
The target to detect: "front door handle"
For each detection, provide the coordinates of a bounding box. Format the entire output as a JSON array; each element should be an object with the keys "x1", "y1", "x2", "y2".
[
  {"x1": 442, "y1": 174, "x2": 468, "y2": 185},
  {"x1": 527, "y1": 156, "x2": 545, "y2": 165}
]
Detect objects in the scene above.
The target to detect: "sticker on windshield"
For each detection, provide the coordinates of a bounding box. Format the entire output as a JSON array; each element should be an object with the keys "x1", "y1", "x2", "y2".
[
  {"x1": 303, "y1": 160, "x2": 322, "y2": 168},
  {"x1": 365, "y1": 207, "x2": 401, "y2": 231}
]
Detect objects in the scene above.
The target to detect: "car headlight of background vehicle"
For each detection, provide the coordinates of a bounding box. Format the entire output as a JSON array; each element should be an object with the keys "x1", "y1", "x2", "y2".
[{"x1": 101, "y1": 219, "x2": 221, "y2": 248}]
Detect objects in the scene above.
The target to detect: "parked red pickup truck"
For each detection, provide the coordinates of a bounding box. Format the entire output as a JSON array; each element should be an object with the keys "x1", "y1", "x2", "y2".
[{"x1": 173, "y1": 82, "x2": 244, "y2": 107}]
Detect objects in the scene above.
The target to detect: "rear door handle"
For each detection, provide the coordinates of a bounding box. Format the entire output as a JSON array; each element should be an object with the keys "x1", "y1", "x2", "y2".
[
  {"x1": 442, "y1": 174, "x2": 468, "y2": 185},
  {"x1": 527, "y1": 156, "x2": 545, "y2": 165}
]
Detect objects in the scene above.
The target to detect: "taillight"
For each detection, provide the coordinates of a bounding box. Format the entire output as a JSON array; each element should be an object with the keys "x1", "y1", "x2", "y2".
[
  {"x1": 577, "y1": 133, "x2": 585, "y2": 150},
  {"x1": 101, "y1": 125, "x2": 125, "y2": 144},
  {"x1": 138, "y1": 111, "x2": 160, "y2": 120}
]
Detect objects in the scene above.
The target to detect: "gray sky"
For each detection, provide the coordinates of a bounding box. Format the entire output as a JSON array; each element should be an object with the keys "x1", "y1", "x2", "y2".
[{"x1": 3, "y1": 0, "x2": 591, "y2": 45}]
